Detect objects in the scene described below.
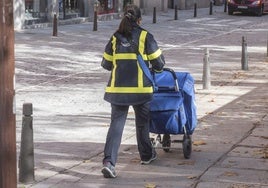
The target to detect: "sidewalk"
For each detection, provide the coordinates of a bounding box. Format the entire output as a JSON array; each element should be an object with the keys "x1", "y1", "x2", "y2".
[
  {"x1": 21, "y1": 82, "x2": 268, "y2": 188},
  {"x1": 16, "y1": 5, "x2": 268, "y2": 188}
]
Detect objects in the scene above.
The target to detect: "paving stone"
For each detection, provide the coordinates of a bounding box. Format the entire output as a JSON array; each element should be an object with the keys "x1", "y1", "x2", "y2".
[
  {"x1": 228, "y1": 146, "x2": 267, "y2": 159},
  {"x1": 221, "y1": 156, "x2": 268, "y2": 170},
  {"x1": 201, "y1": 167, "x2": 268, "y2": 185}
]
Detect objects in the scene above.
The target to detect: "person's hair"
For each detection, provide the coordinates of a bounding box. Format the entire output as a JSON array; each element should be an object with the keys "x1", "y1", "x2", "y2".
[{"x1": 117, "y1": 4, "x2": 141, "y2": 38}]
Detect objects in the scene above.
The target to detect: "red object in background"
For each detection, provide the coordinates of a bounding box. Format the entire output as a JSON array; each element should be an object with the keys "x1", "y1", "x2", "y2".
[{"x1": 227, "y1": 0, "x2": 268, "y2": 16}]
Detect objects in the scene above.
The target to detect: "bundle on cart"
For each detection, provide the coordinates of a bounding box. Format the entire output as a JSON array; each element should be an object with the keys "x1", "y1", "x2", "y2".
[{"x1": 149, "y1": 68, "x2": 197, "y2": 159}]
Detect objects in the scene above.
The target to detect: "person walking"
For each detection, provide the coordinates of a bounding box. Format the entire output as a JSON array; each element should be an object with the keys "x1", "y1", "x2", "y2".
[{"x1": 101, "y1": 4, "x2": 165, "y2": 178}]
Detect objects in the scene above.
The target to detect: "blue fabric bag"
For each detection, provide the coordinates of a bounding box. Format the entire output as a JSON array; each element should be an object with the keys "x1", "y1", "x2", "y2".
[
  {"x1": 149, "y1": 69, "x2": 197, "y2": 135},
  {"x1": 150, "y1": 91, "x2": 187, "y2": 134}
]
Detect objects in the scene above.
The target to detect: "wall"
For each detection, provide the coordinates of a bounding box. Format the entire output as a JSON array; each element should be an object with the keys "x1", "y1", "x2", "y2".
[
  {"x1": 140, "y1": 0, "x2": 211, "y2": 14},
  {"x1": 170, "y1": 0, "x2": 211, "y2": 9},
  {"x1": 47, "y1": 0, "x2": 59, "y2": 21},
  {"x1": 195, "y1": 0, "x2": 211, "y2": 8},
  {"x1": 13, "y1": 0, "x2": 211, "y2": 30},
  {"x1": 13, "y1": 0, "x2": 25, "y2": 30},
  {"x1": 142, "y1": 0, "x2": 168, "y2": 14}
]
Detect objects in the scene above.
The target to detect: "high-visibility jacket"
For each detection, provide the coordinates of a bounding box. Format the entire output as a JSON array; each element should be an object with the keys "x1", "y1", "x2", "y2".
[{"x1": 101, "y1": 24, "x2": 165, "y2": 105}]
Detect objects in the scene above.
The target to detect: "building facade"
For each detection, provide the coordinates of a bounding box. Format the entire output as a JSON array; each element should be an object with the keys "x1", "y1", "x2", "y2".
[{"x1": 14, "y1": 0, "x2": 210, "y2": 30}]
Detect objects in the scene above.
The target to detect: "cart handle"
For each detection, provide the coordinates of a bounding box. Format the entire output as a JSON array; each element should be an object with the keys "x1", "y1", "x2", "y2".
[{"x1": 153, "y1": 68, "x2": 179, "y2": 92}]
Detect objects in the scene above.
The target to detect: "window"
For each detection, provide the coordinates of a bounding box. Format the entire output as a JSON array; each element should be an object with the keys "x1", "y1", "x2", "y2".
[{"x1": 98, "y1": 0, "x2": 115, "y2": 14}]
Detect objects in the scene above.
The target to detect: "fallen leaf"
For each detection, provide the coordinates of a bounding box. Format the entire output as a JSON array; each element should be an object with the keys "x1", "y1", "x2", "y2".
[
  {"x1": 193, "y1": 140, "x2": 207, "y2": 146},
  {"x1": 83, "y1": 160, "x2": 91, "y2": 163},
  {"x1": 177, "y1": 161, "x2": 195, "y2": 165},
  {"x1": 263, "y1": 150, "x2": 268, "y2": 159},
  {"x1": 187, "y1": 175, "x2": 197, "y2": 179},
  {"x1": 223, "y1": 171, "x2": 238, "y2": 177},
  {"x1": 209, "y1": 98, "x2": 215, "y2": 102},
  {"x1": 232, "y1": 72, "x2": 246, "y2": 79},
  {"x1": 218, "y1": 112, "x2": 227, "y2": 115},
  {"x1": 253, "y1": 148, "x2": 268, "y2": 159},
  {"x1": 232, "y1": 150, "x2": 240, "y2": 153},
  {"x1": 144, "y1": 183, "x2": 156, "y2": 188},
  {"x1": 123, "y1": 147, "x2": 131, "y2": 151},
  {"x1": 230, "y1": 183, "x2": 250, "y2": 188},
  {"x1": 205, "y1": 112, "x2": 214, "y2": 115},
  {"x1": 228, "y1": 160, "x2": 236, "y2": 163},
  {"x1": 253, "y1": 149, "x2": 264, "y2": 156},
  {"x1": 130, "y1": 158, "x2": 140, "y2": 163}
]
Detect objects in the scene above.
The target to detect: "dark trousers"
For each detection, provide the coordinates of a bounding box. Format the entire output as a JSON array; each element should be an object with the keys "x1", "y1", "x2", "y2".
[{"x1": 103, "y1": 102, "x2": 153, "y2": 166}]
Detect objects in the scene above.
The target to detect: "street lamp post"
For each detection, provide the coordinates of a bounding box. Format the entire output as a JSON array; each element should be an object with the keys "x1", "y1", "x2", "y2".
[{"x1": 93, "y1": 0, "x2": 99, "y2": 31}]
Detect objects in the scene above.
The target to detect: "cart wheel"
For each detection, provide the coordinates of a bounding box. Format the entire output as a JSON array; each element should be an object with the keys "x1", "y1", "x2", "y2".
[
  {"x1": 182, "y1": 134, "x2": 192, "y2": 159},
  {"x1": 150, "y1": 138, "x2": 156, "y2": 147},
  {"x1": 152, "y1": 134, "x2": 161, "y2": 147},
  {"x1": 162, "y1": 134, "x2": 171, "y2": 152}
]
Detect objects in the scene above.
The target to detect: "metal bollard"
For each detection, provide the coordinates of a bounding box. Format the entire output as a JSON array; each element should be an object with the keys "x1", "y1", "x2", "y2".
[
  {"x1": 52, "y1": 14, "x2": 57, "y2": 37},
  {"x1": 153, "y1": 7, "x2": 156, "y2": 23},
  {"x1": 241, "y1": 36, "x2": 248, "y2": 70},
  {"x1": 224, "y1": 0, "x2": 227, "y2": 12},
  {"x1": 267, "y1": 33, "x2": 268, "y2": 57},
  {"x1": 203, "y1": 48, "x2": 211, "y2": 90},
  {"x1": 174, "y1": 5, "x2": 178, "y2": 20},
  {"x1": 19, "y1": 103, "x2": 35, "y2": 183},
  {"x1": 63, "y1": 0, "x2": 66, "y2": 20},
  {"x1": 93, "y1": 10, "x2": 98, "y2": 31},
  {"x1": 194, "y1": 3, "x2": 197, "y2": 17},
  {"x1": 209, "y1": 1, "x2": 213, "y2": 15}
]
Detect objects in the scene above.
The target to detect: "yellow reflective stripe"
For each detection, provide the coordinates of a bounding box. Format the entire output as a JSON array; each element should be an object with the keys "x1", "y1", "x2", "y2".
[
  {"x1": 114, "y1": 53, "x2": 137, "y2": 59},
  {"x1": 137, "y1": 62, "x2": 143, "y2": 87},
  {"x1": 111, "y1": 36, "x2": 117, "y2": 87},
  {"x1": 139, "y1": 31, "x2": 148, "y2": 60},
  {"x1": 103, "y1": 52, "x2": 113, "y2": 61},
  {"x1": 138, "y1": 31, "x2": 148, "y2": 88},
  {"x1": 139, "y1": 31, "x2": 146, "y2": 54},
  {"x1": 148, "y1": 49, "x2": 162, "y2": 60},
  {"x1": 141, "y1": 55, "x2": 148, "y2": 60},
  {"x1": 106, "y1": 87, "x2": 153, "y2": 93}
]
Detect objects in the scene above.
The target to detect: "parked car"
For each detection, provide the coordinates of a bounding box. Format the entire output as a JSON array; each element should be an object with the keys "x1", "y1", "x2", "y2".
[{"x1": 227, "y1": 0, "x2": 268, "y2": 16}]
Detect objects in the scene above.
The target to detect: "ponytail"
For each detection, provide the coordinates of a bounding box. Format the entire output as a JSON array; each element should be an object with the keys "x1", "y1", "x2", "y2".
[
  {"x1": 118, "y1": 16, "x2": 133, "y2": 38},
  {"x1": 117, "y1": 4, "x2": 141, "y2": 38}
]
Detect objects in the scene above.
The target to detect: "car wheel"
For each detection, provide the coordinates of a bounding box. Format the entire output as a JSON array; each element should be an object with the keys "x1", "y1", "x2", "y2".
[{"x1": 162, "y1": 134, "x2": 171, "y2": 152}]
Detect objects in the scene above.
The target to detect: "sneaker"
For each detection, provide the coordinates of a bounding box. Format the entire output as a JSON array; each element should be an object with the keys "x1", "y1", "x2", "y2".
[
  {"x1": 140, "y1": 151, "x2": 157, "y2": 165},
  {"x1": 101, "y1": 161, "x2": 117, "y2": 178}
]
